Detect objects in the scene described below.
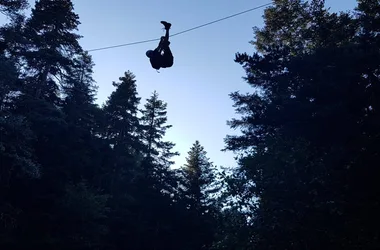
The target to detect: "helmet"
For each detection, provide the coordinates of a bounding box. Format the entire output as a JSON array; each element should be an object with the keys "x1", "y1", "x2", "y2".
[{"x1": 146, "y1": 50, "x2": 154, "y2": 58}]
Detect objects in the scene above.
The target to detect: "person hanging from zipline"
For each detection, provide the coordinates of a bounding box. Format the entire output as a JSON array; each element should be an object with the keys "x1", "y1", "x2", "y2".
[{"x1": 146, "y1": 21, "x2": 173, "y2": 70}]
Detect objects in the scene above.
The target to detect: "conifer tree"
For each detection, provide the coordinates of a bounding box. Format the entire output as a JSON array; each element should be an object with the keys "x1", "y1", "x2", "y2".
[
  {"x1": 179, "y1": 141, "x2": 219, "y2": 250},
  {"x1": 224, "y1": 0, "x2": 380, "y2": 249},
  {"x1": 21, "y1": 0, "x2": 83, "y2": 101},
  {"x1": 138, "y1": 91, "x2": 180, "y2": 204},
  {"x1": 140, "y1": 91, "x2": 179, "y2": 168},
  {"x1": 0, "y1": 0, "x2": 28, "y2": 17},
  {"x1": 181, "y1": 140, "x2": 216, "y2": 211},
  {"x1": 62, "y1": 51, "x2": 98, "y2": 132},
  {"x1": 103, "y1": 71, "x2": 142, "y2": 157}
]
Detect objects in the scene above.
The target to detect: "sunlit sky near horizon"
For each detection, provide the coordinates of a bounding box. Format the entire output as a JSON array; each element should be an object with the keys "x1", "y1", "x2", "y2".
[{"x1": 1, "y1": 0, "x2": 358, "y2": 169}]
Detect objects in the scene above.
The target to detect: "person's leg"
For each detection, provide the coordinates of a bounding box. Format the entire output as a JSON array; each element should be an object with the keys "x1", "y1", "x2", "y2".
[
  {"x1": 152, "y1": 21, "x2": 172, "y2": 68},
  {"x1": 156, "y1": 37, "x2": 166, "y2": 53},
  {"x1": 161, "y1": 21, "x2": 171, "y2": 42},
  {"x1": 154, "y1": 22, "x2": 171, "y2": 53},
  {"x1": 161, "y1": 46, "x2": 174, "y2": 68},
  {"x1": 164, "y1": 27, "x2": 169, "y2": 41}
]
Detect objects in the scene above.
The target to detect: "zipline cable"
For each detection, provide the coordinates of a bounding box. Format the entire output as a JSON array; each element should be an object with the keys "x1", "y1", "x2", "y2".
[{"x1": 87, "y1": 2, "x2": 273, "y2": 52}]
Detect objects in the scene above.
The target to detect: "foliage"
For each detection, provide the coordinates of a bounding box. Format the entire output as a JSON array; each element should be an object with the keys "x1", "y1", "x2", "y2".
[
  {"x1": 224, "y1": 0, "x2": 380, "y2": 249},
  {"x1": 1, "y1": 0, "x2": 379, "y2": 249}
]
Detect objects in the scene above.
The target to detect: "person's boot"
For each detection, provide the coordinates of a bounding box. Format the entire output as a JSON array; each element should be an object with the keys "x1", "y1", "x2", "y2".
[{"x1": 161, "y1": 21, "x2": 171, "y2": 30}]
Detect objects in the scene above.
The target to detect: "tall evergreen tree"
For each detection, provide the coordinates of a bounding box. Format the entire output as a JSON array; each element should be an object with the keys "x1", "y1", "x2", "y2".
[
  {"x1": 56, "y1": 180, "x2": 110, "y2": 249},
  {"x1": 0, "y1": 0, "x2": 28, "y2": 53},
  {"x1": 182, "y1": 140, "x2": 215, "y2": 210},
  {"x1": 0, "y1": 55, "x2": 19, "y2": 107},
  {"x1": 59, "y1": 51, "x2": 111, "y2": 184},
  {"x1": 0, "y1": 9, "x2": 27, "y2": 58},
  {"x1": 140, "y1": 91, "x2": 178, "y2": 161},
  {"x1": 21, "y1": 0, "x2": 82, "y2": 101},
  {"x1": 100, "y1": 71, "x2": 145, "y2": 250},
  {"x1": 140, "y1": 90, "x2": 179, "y2": 188},
  {"x1": 62, "y1": 51, "x2": 98, "y2": 132},
  {"x1": 103, "y1": 71, "x2": 142, "y2": 159},
  {"x1": 211, "y1": 207, "x2": 253, "y2": 250},
  {"x1": 224, "y1": 0, "x2": 380, "y2": 249},
  {"x1": 178, "y1": 141, "x2": 219, "y2": 250},
  {"x1": 0, "y1": 0, "x2": 27, "y2": 17}
]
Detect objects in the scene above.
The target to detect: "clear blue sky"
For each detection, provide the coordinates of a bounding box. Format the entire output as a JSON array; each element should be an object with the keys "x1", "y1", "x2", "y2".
[{"x1": 1, "y1": 0, "x2": 358, "y2": 169}]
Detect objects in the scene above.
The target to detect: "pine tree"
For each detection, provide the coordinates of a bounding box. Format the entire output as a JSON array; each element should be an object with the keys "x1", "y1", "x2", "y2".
[
  {"x1": 62, "y1": 51, "x2": 98, "y2": 133},
  {"x1": 178, "y1": 141, "x2": 219, "y2": 250},
  {"x1": 101, "y1": 71, "x2": 143, "y2": 245},
  {"x1": 138, "y1": 91, "x2": 180, "y2": 213},
  {"x1": 210, "y1": 207, "x2": 253, "y2": 250},
  {"x1": 224, "y1": 0, "x2": 380, "y2": 249},
  {"x1": 181, "y1": 141, "x2": 216, "y2": 210},
  {"x1": 0, "y1": 2, "x2": 232, "y2": 250},
  {"x1": 56, "y1": 181, "x2": 110, "y2": 249},
  {"x1": 0, "y1": 3, "x2": 105, "y2": 248},
  {"x1": 21, "y1": 0, "x2": 83, "y2": 102},
  {"x1": 0, "y1": 9, "x2": 27, "y2": 58},
  {"x1": 140, "y1": 91, "x2": 179, "y2": 171},
  {"x1": 59, "y1": 51, "x2": 110, "y2": 184},
  {"x1": 103, "y1": 71, "x2": 142, "y2": 158},
  {"x1": 0, "y1": 0, "x2": 28, "y2": 54},
  {"x1": 0, "y1": 0, "x2": 28, "y2": 16},
  {"x1": 0, "y1": 55, "x2": 19, "y2": 107},
  {"x1": 0, "y1": 45, "x2": 40, "y2": 233}
]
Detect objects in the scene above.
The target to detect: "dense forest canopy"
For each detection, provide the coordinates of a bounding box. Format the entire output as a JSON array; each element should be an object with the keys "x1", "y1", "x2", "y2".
[{"x1": 1, "y1": 0, "x2": 379, "y2": 249}]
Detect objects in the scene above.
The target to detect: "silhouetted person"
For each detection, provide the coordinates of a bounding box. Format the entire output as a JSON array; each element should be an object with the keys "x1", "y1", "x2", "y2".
[{"x1": 146, "y1": 21, "x2": 174, "y2": 70}]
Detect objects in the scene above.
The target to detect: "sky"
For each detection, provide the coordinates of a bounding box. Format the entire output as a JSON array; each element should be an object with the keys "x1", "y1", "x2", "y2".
[{"x1": 1, "y1": 0, "x2": 358, "y2": 169}]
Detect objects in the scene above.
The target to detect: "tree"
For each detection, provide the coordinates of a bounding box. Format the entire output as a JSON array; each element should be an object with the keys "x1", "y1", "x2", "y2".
[
  {"x1": 139, "y1": 91, "x2": 179, "y2": 188},
  {"x1": 56, "y1": 181, "x2": 110, "y2": 249},
  {"x1": 0, "y1": 1, "x2": 234, "y2": 249},
  {"x1": 59, "y1": 51, "x2": 111, "y2": 185},
  {"x1": 0, "y1": 0, "x2": 28, "y2": 54},
  {"x1": 0, "y1": 55, "x2": 19, "y2": 108},
  {"x1": 0, "y1": 0, "x2": 27, "y2": 16},
  {"x1": 182, "y1": 141, "x2": 216, "y2": 209},
  {"x1": 21, "y1": 0, "x2": 83, "y2": 102},
  {"x1": 103, "y1": 71, "x2": 142, "y2": 160},
  {"x1": 0, "y1": 8, "x2": 27, "y2": 58},
  {"x1": 211, "y1": 207, "x2": 253, "y2": 250},
  {"x1": 224, "y1": 0, "x2": 380, "y2": 249},
  {"x1": 140, "y1": 91, "x2": 178, "y2": 161},
  {"x1": 100, "y1": 71, "x2": 146, "y2": 250},
  {"x1": 178, "y1": 141, "x2": 219, "y2": 250},
  {"x1": 0, "y1": 48, "x2": 40, "y2": 248},
  {"x1": 62, "y1": 51, "x2": 98, "y2": 132},
  {"x1": 0, "y1": 0, "x2": 27, "y2": 24}
]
